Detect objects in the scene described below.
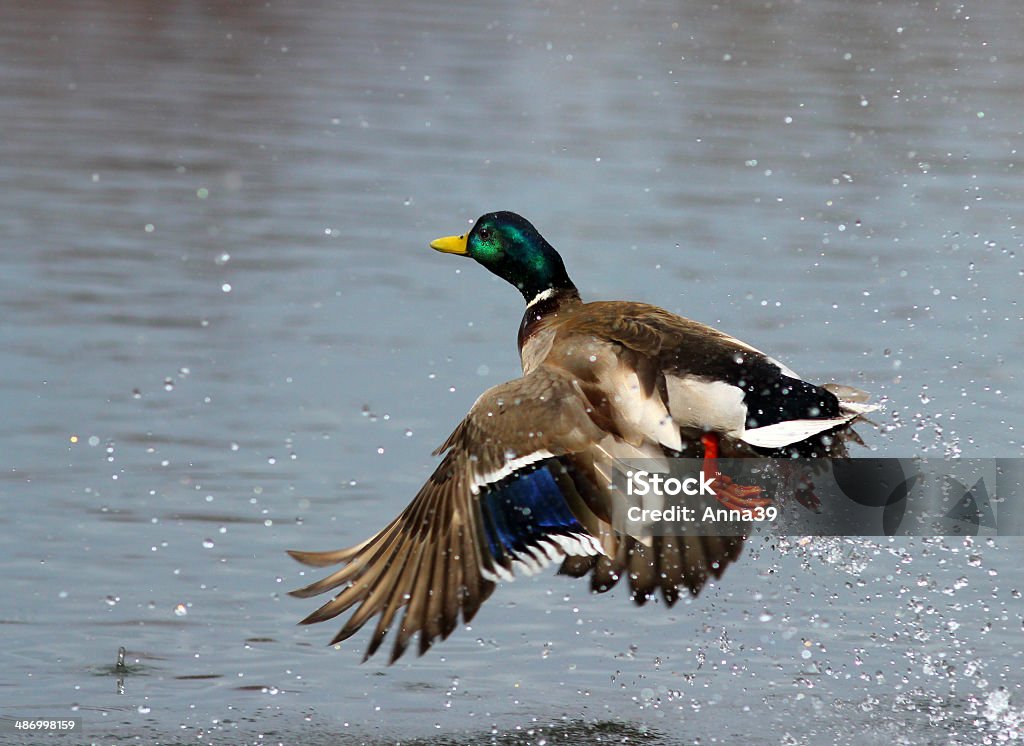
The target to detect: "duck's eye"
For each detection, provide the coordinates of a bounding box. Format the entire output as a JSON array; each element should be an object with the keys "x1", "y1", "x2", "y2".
[{"x1": 478, "y1": 228, "x2": 491, "y2": 240}]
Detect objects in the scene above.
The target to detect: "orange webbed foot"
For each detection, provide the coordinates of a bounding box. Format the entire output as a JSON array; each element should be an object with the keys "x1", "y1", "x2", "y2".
[
  {"x1": 700, "y1": 432, "x2": 772, "y2": 511},
  {"x1": 708, "y1": 474, "x2": 773, "y2": 511}
]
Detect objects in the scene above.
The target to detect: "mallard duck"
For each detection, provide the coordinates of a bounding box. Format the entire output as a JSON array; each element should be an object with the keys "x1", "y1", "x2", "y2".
[{"x1": 288, "y1": 211, "x2": 876, "y2": 662}]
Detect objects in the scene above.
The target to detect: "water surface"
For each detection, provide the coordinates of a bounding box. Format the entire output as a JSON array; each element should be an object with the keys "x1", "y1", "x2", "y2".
[{"x1": 1, "y1": 1, "x2": 1022, "y2": 743}]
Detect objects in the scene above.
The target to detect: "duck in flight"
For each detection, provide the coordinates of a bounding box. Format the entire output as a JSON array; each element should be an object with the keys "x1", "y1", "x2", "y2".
[{"x1": 288, "y1": 211, "x2": 876, "y2": 662}]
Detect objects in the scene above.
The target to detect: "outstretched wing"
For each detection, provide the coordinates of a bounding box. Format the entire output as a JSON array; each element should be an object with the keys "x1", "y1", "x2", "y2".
[
  {"x1": 289, "y1": 361, "x2": 757, "y2": 663},
  {"x1": 287, "y1": 365, "x2": 610, "y2": 663}
]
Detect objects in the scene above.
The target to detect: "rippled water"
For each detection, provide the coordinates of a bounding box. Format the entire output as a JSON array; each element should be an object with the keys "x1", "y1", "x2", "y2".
[{"x1": 1, "y1": 1, "x2": 1022, "y2": 744}]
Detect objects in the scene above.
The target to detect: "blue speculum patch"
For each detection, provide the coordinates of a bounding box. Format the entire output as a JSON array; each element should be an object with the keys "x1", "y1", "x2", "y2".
[{"x1": 480, "y1": 463, "x2": 583, "y2": 560}]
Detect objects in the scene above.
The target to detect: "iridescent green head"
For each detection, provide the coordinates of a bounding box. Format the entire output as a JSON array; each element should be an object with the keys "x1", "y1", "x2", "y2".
[{"x1": 430, "y1": 212, "x2": 577, "y2": 304}]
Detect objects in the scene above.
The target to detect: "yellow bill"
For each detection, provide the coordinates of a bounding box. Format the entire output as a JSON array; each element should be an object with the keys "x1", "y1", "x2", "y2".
[{"x1": 429, "y1": 234, "x2": 468, "y2": 255}]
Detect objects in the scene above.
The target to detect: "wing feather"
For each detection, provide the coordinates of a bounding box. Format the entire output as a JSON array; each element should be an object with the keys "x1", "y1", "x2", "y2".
[{"x1": 288, "y1": 366, "x2": 606, "y2": 661}]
